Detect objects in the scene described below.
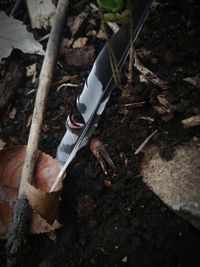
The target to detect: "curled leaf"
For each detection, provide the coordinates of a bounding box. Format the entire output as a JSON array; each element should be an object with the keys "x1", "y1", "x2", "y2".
[{"x1": 0, "y1": 146, "x2": 63, "y2": 238}]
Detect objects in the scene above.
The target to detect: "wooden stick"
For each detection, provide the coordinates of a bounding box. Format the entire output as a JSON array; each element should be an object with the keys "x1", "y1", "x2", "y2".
[
  {"x1": 134, "y1": 54, "x2": 169, "y2": 90},
  {"x1": 99, "y1": 6, "x2": 122, "y2": 90},
  {"x1": 9, "y1": 0, "x2": 23, "y2": 16},
  {"x1": 134, "y1": 130, "x2": 158, "y2": 155},
  {"x1": 128, "y1": 0, "x2": 134, "y2": 84},
  {"x1": 6, "y1": 0, "x2": 69, "y2": 265}
]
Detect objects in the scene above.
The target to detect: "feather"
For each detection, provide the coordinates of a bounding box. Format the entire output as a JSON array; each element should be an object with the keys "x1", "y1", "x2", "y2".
[{"x1": 50, "y1": 0, "x2": 153, "y2": 192}]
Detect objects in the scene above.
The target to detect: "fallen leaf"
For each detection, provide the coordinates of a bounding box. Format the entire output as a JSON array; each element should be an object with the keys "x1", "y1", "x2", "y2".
[
  {"x1": 141, "y1": 143, "x2": 200, "y2": 230},
  {"x1": 73, "y1": 37, "x2": 88, "y2": 48},
  {"x1": 0, "y1": 11, "x2": 44, "y2": 61},
  {"x1": 0, "y1": 146, "x2": 63, "y2": 238}
]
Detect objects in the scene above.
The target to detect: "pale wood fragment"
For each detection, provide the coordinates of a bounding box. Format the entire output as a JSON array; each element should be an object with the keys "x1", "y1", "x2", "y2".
[
  {"x1": 26, "y1": 0, "x2": 56, "y2": 29},
  {"x1": 182, "y1": 115, "x2": 200, "y2": 129}
]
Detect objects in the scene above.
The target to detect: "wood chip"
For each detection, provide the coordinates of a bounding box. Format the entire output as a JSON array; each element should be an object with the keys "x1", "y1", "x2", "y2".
[
  {"x1": 154, "y1": 94, "x2": 176, "y2": 121},
  {"x1": 182, "y1": 115, "x2": 200, "y2": 129},
  {"x1": 134, "y1": 54, "x2": 169, "y2": 90},
  {"x1": 96, "y1": 29, "x2": 107, "y2": 40},
  {"x1": 73, "y1": 37, "x2": 88, "y2": 48},
  {"x1": 26, "y1": 0, "x2": 56, "y2": 29},
  {"x1": 183, "y1": 75, "x2": 200, "y2": 89},
  {"x1": 67, "y1": 9, "x2": 89, "y2": 37}
]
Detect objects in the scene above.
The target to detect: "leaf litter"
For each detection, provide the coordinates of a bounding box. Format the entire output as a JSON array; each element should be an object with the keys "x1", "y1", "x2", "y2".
[
  {"x1": 0, "y1": 11, "x2": 44, "y2": 61},
  {"x1": 0, "y1": 146, "x2": 63, "y2": 238}
]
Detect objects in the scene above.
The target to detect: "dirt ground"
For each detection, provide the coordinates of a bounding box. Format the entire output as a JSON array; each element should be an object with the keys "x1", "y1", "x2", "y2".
[{"x1": 0, "y1": 0, "x2": 200, "y2": 266}]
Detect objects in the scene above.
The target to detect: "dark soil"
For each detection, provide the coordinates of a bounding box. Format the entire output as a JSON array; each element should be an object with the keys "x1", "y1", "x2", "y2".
[{"x1": 1, "y1": 0, "x2": 200, "y2": 266}]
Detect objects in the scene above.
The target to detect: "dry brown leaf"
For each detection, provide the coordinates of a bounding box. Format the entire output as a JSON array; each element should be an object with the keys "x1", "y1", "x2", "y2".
[
  {"x1": 0, "y1": 12, "x2": 44, "y2": 61},
  {"x1": 0, "y1": 146, "x2": 63, "y2": 238}
]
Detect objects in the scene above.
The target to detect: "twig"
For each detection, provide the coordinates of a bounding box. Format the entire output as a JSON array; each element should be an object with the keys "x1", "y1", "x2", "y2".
[
  {"x1": 124, "y1": 101, "x2": 145, "y2": 107},
  {"x1": 9, "y1": 0, "x2": 23, "y2": 17},
  {"x1": 57, "y1": 83, "x2": 80, "y2": 92},
  {"x1": 134, "y1": 130, "x2": 158, "y2": 155},
  {"x1": 128, "y1": 0, "x2": 134, "y2": 84},
  {"x1": 182, "y1": 115, "x2": 200, "y2": 129},
  {"x1": 6, "y1": 0, "x2": 69, "y2": 265},
  {"x1": 99, "y1": 6, "x2": 122, "y2": 90},
  {"x1": 134, "y1": 54, "x2": 169, "y2": 90},
  {"x1": 38, "y1": 33, "x2": 50, "y2": 43}
]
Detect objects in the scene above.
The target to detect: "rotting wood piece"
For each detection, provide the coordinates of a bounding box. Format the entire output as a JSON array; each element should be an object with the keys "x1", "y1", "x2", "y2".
[{"x1": 0, "y1": 61, "x2": 25, "y2": 110}]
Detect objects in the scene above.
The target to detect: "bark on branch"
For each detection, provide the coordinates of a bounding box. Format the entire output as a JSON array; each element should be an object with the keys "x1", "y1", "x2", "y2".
[{"x1": 6, "y1": 0, "x2": 69, "y2": 265}]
